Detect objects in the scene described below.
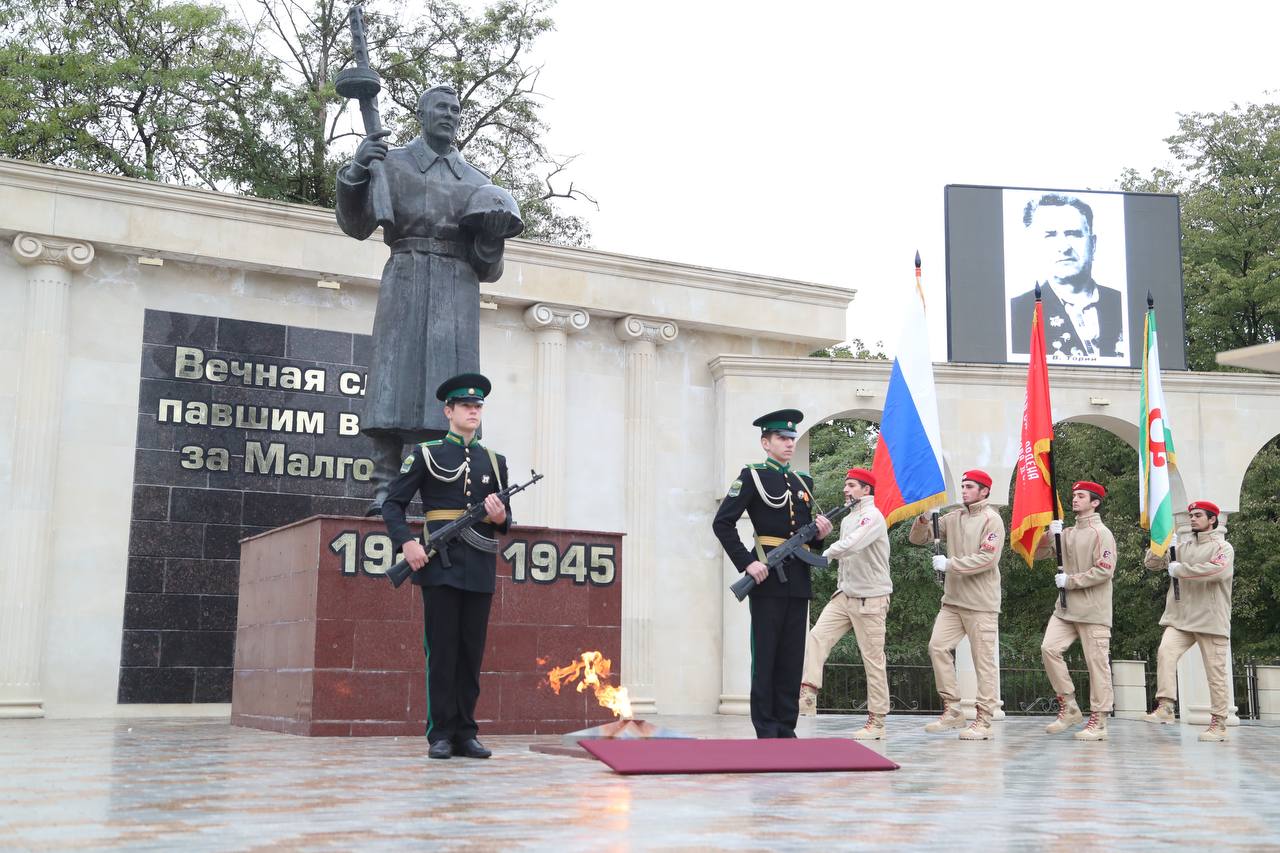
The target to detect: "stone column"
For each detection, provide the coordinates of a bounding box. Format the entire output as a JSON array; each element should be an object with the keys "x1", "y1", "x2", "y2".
[
  {"x1": 521, "y1": 304, "x2": 589, "y2": 527},
  {"x1": 0, "y1": 234, "x2": 94, "y2": 718},
  {"x1": 614, "y1": 315, "x2": 678, "y2": 716}
]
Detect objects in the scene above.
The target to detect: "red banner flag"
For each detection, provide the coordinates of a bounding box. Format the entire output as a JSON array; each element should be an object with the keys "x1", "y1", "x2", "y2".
[{"x1": 1010, "y1": 298, "x2": 1059, "y2": 566}]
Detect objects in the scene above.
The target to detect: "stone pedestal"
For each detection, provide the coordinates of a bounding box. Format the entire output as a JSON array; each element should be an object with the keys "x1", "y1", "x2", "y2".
[
  {"x1": 1111, "y1": 659, "x2": 1148, "y2": 719},
  {"x1": 231, "y1": 516, "x2": 623, "y2": 736},
  {"x1": 614, "y1": 316, "x2": 677, "y2": 716},
  {"x1": 0, "y1": 234, "x2": 94, "y2": 718}
]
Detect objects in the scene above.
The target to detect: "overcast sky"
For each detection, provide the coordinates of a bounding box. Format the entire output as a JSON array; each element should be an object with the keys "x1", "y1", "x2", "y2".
[{"x1": 528, "y1": 0, "x2": 1278, "y2": 359}]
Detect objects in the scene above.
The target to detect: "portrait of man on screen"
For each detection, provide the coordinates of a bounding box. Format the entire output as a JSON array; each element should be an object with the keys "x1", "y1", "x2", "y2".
[{"x1": 1005, "y1": 191, "x2": 1129, "y2": 366}]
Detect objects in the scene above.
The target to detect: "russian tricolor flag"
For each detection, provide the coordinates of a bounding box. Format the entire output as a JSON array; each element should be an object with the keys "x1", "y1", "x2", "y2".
[{"x1": 870, "y1": 263, "x2": 948, "y2": 526}]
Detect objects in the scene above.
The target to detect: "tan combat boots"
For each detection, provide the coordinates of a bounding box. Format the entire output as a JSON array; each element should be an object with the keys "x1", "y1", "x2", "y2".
[
  {"x1": 924, "y1": 702, "x2": 966, "y2": 733},
  {"x1": 1198, "y1": 714, "x2": 1229, "y2": 742},
  {"x1": 1143, "y1": 699, "x2": 1176, "y2": 724},
  {"x1": 1073, "y1": 711, "x2": 1108, "y2": 741},
  {"x1": 1045, "y1": 694, "x2": 1084, "y2": 734},
  {"x1": 798, "y1": 684, "x2": 818, "y2": 718},
  {"x1": 959, "y1": 708, "x2": 993, "y2": 740},
  {"x1": 852, "y1": 713, "x2": 885, "y2": 741}
]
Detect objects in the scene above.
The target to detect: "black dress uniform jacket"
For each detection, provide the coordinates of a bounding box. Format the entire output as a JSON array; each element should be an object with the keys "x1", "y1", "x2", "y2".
[
  {"x1": 712, "y1": 458, "x2": 825, "y2": 738},
  {"x1": 380, "y1": 432, "x2": 511, "y2": 747},
  {"x1": 382, "y1": 435, "x2": 511, "y2": 590},
  {"x1": 712, "y1": 461, "x2": 824, "y2": 598}
]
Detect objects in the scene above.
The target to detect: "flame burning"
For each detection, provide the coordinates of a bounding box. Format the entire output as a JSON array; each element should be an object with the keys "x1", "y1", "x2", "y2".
[{"x1": 545, "y1": 651, "x2": 633, "y2": 719}]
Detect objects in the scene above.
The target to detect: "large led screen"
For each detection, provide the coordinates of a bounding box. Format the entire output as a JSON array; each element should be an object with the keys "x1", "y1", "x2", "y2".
[{"x1": 945, "y1": 185, "x2": 1186, "y2": 370}]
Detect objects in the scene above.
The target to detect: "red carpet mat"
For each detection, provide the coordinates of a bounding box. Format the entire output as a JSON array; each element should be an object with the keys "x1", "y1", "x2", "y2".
[{"x1": 579, "y1": 737, "x2": 899, "y2": 775}]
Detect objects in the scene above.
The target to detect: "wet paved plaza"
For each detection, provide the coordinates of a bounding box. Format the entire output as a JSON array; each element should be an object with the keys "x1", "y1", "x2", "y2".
[{"x1": 3, "y1": 713, "x2": 1279, "y2": 850}]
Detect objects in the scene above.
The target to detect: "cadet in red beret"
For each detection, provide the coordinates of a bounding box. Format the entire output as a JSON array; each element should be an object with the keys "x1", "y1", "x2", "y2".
[
  {"x1": 908, "y1": 468, "x2": 1005, "y2": 740},
  {"x1": 1142, "y1": 499, "x2": 1235, "y2": 741},
  {"x1": 798, "y1": 467, "x2": 891, "y2": 740},
  {"x1": 1036, "y1": 480, "x2": 1117, "y2": 741}
]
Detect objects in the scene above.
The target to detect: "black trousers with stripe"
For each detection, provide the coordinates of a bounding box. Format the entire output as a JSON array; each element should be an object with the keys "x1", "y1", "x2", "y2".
[
  {"x1": 748, "y1": 595, "x2": 809, "y2": 738},
  {"x1": 421, "y1": 584, "x2": 493, "y2": 745}
]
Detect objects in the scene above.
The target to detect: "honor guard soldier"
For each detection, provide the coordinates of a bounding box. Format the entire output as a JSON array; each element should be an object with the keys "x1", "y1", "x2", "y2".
[
  {"x1": 798, "y1": 468, "x2": 891, "y2": 741},
  {"x1": 1036, "y1": 481, "x2": 1117, "y2": 741},
  {"x1": 909, "y1": 469, "x2": 1005, "y2": 740},
  {"x1": 1142, "y1": 500, "x2": 1235, "y2": 742},
  {"x1": 382, "y1": 373, "x2": 511, "y2": 760},
  {"x1": 713, "y1": 410, "x2": 832, "y2": 738}
]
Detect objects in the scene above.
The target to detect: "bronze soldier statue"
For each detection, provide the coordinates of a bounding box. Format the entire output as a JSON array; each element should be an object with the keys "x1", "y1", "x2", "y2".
[{"x1": 336, "y1": 83, "x2": 523, "y2": 515}]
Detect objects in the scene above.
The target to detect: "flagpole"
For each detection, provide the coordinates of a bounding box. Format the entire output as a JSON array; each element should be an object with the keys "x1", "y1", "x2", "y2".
[
  {"x1": 917, "y1": 250, "x2": 946, "y2": 589},
  {"x1": 1148, "y1": 291, "x2": 1180, "y2": 601},
  {"x1": 1037, "y1": 283, "x2": 1067, "y2": 609}
]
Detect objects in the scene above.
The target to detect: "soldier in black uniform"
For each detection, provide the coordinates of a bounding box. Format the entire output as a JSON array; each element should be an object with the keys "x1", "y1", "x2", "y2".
[
  {"x1": 382, "y1": 373, "x2": 511, "y2": 760},
  {"x1": 712, "y1": 410, "x2": 832, "y2": 738}
]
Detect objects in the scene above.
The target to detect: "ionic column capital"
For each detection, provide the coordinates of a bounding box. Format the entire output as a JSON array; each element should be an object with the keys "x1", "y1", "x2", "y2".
[
  {"x1": 614, "y1": 315, "x2": 678, "y2": 346},
  {"x1": 523, "y1": 303, "x2": 590, "y2": 335},
  {"x1": 12, "y1": 234, "x2": 95, "y2": 271}
]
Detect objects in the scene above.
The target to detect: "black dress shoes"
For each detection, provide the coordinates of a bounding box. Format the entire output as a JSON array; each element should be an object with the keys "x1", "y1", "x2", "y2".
[
  {"x1": 428, "y1": 740, "x2": 453, "y2": 759},
  {"x1": 454, "y1": 738, "x2": 492, "y2": 759}
]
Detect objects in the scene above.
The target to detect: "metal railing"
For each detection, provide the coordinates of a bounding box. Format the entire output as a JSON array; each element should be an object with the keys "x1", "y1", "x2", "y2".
[
  {"x1": 820, "y1": 655, "x2": 1273, "y2": 719},
  {"x1": 819, "y1": 653, "x2": 1095, "y2": 716}
]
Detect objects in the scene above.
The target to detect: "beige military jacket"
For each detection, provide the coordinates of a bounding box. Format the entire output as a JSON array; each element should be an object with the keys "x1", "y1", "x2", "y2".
[
  {"x1": 909, "y1": 499, "x2": 1004, "y2": 613},
  {"x1": 822, "y1": 495, "x2": 891, "y2": 598},
  {"x1": 1034, "y1": 513, "x2": 1117, "y2": 627},
  {"x1": 1144, "y1": 527, "x2": 1234, "y2": 638}
]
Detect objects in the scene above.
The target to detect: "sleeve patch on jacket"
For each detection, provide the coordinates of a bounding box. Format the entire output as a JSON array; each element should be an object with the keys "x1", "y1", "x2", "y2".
[
  {"x1": 859, "y1": 516, "x2": 870, "y2": 526},
  {"x1": 400, "y1": 454, "x2": 415, "y2": 474},
  {"x1": 1211, "y1": 551, "x2": 1227, "y2": 566},
  {"x1": 726, "y1": 479, "x2": 742, "y2": 498}
]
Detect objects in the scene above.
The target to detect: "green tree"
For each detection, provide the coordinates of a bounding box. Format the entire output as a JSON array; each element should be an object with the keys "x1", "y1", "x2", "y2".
[
  {"x1": 810, "y1": 338, "x2": 887, "y2": 360},
  {"x1": 245, "y1": 0, "x2": 591, "y2": 243},
  {"x1": 0, "y1": 0, "x2": 591, "y2": 245},
  {"x1": 1121, "y1": 102, "x2": 1280, "y2": 372},
  {"x1": 0, "y1": 0, "x2": 278, "y2": 187}
]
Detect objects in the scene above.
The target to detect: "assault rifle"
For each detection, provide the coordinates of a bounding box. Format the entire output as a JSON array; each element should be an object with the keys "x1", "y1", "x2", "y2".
[
  {"x1": 385, "y1": 471, "x2": 543, "y2": 588},
  {"x1": 729, "y1": 502, "x2": 852, "y2": 602}
]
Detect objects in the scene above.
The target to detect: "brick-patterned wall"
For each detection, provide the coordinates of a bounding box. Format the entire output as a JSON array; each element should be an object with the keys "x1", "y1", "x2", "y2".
[
  {"x1": 232, "y1": 516, "x2": 623, "y2": 736},
  {"x1": 121, "y1": 310, "x2": 379, "y2": 704}
]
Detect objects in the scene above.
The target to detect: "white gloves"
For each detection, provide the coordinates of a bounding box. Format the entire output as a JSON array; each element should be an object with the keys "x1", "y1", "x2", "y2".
[
  {"x1": 1168, "y1": 561, "x2": 1183, "y2": 578},
  {"x1": 1049, "y1": 519, "x2": 1063, "y2": 536},
  {"x1": 932, "y1": 555, "x2": 947, "y2": 573},
  {"x1": 1054, "y1": 572, "x2": 1068, "y2": 589}
]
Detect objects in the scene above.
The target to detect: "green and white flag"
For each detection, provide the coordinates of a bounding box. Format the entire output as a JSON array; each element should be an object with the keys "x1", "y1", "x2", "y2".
[{"x1": 1139, "y1": 306, "x2": 1177, "y2": 556}]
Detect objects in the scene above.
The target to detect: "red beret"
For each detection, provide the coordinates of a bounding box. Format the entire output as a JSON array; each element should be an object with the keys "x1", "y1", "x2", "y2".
[
  {"x1": 1072, "y1": 481, "x2": 1106, "y2": 498},
  {"x1": 846, "y1": 468, "x2": 876, "y2": 488},
  {"x1": 962, "y1": 469, "x2": 992, "y2": 488},
  {"x1": 1189, "y1": 500, "x2": 1220, "y2": 516}
]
